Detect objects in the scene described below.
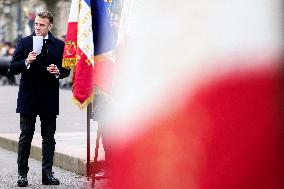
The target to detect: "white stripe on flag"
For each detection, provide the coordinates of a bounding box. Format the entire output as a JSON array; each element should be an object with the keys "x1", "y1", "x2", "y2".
[
  {"x1": 78, "y1": 0, "x2": 94, "y2": 66},
  {"x1": 68, "y1": 0, "x2": 79, "y2": 22}
]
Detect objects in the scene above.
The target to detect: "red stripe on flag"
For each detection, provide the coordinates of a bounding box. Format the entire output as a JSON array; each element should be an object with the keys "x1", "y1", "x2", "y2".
[
  {"x1": 72, "y1": 48, "x2": 94, "y2": 105},
  {"x1": 93, "y1": 55, "x2": 115, "y2": 92},
  {"x1": 63, "y1": 22, "x2": 78, "y2": 68}
]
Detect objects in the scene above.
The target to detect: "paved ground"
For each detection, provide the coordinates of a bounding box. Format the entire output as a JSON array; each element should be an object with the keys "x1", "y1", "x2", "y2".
[
  {"x1": 0, "y1": 86, "x2": 86, "y2": 133},
  {"x1": 0, "y1": 147, "x2": 111, "y2": 189}
]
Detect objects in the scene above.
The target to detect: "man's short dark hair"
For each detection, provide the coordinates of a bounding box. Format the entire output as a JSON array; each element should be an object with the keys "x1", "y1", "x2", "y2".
[{"x1": 36, "y1": 11, "x2": 54, "y2": 24}]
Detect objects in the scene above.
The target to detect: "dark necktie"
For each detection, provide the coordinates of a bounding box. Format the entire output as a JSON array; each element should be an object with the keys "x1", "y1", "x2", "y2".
[
  {"x1": 42, "y1": 39, "x2": 48, "y2": 54},
  {"x1": 39, "y1": 39, "x2": 48, "y2": 68}
]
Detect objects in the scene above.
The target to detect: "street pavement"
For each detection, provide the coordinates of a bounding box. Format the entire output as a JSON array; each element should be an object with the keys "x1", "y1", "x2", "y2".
[
  {"x1": 0, "y1": 147, "x2": 111, "y2": 189},
  {"x1": 0, "y1": 85, "x2": 86, "y2": 133},
  {"x1": 0, "y1": 85, "x2": 109, "y2": 188}
]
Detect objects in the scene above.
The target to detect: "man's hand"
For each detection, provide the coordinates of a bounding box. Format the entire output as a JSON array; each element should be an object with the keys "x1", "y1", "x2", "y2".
[
  {"x1": 26, "y1": 51, "x2": 37, "y2": 64},
  {"x1": 47, "y1": 64, "x2": 60, "y2": 75}
]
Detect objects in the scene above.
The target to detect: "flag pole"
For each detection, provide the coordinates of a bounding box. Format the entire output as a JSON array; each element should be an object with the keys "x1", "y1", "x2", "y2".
[{"x1": 87, "y1": 103, "x2": 92, "y2": 178}]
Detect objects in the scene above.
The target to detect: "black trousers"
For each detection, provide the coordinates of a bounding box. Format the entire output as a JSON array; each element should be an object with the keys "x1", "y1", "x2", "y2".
[{"x1": 17, "y1": 114, "x2": 57, "y2": 176}]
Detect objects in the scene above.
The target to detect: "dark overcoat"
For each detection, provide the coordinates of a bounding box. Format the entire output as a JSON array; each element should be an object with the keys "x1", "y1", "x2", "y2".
[{"x1": 9, "y1": 32, "x2": 70, "y2": 115}]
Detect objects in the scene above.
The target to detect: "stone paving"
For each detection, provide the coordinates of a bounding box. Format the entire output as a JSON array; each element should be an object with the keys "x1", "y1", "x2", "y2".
[{"x1": 0, "y1": 147, "x2": 111, "y2": 189}]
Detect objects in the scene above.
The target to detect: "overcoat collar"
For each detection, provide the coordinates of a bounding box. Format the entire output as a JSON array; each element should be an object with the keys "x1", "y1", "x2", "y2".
[{"x1": 30, "y1": 31, "x2": 56, "y2": 44}]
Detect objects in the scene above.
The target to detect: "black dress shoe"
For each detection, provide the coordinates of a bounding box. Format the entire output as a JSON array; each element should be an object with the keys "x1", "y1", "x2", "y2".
[
  {"x1": 17, "y1": 174, "x2": 28, "y2": 187},
  {"x1": 42, "y1": 173, "x2": 60, "y2": 185}
]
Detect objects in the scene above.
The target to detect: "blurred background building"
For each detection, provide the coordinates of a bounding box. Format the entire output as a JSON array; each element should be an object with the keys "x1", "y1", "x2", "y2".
[
  {"x1": 0, "y1": 0, "x2": 71, "y2": 44},
  {"x1": 0, "y1": 0, "x2": 123, "y2": 43},
  {"x1": 0, "y1": 0, "x2": 71, "y2": 86}
]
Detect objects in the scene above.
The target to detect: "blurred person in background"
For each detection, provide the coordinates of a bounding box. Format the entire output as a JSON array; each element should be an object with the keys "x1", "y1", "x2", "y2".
[
  {"x1": 27, "y1": 12, "x2": 36, "y2": 33},
  {"x1": 0, "y1": 42, "x2": 16, "y2": 85},
  {"x1": 0, "y1": 42, "x2": 9, "y2": 56}
]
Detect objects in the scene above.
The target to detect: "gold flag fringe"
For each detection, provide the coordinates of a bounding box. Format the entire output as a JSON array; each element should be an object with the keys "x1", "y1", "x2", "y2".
[
  {"x1": 70, "y1": 83, "x2": 112, "y2": 110},
  {"x1": 72, "y1": 93, "x2": 95, "y2": 109},
  {"x1": 94, "y1": 86, "x2": 109, "y2": 98}
]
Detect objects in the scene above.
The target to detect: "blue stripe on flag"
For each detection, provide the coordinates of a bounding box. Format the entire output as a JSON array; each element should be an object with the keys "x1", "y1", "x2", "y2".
[
  {"x1": 84, "y1": 0, "x2": 91, "y2": 7},
  {"x1": 91, "y1": 0, "x2": 116, "y2": 56}
]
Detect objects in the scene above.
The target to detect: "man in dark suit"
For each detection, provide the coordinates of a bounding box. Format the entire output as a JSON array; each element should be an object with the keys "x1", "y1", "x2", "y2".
[{"x1": 9, "y1": 11, "x2": 70, "y2": 187}]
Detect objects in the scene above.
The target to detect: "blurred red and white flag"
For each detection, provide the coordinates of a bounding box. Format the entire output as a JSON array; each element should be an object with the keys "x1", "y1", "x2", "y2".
[{"x1": 102, "y1": 0, "x2": 284, "y2": 189}]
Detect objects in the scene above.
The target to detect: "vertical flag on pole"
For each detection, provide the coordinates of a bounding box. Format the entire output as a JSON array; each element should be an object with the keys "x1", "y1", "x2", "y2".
[
  {"x1": 91, "y1": 0, "x2": 117, "y2": 94},
  {"x1": 63, "y1": 0, "x2": 116, "y2": 108}
]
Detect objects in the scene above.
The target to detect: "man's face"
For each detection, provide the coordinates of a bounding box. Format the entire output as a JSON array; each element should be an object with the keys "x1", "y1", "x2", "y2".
[{"x1": 34, "y1": 16, "x2": 52, "y2": 37}]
